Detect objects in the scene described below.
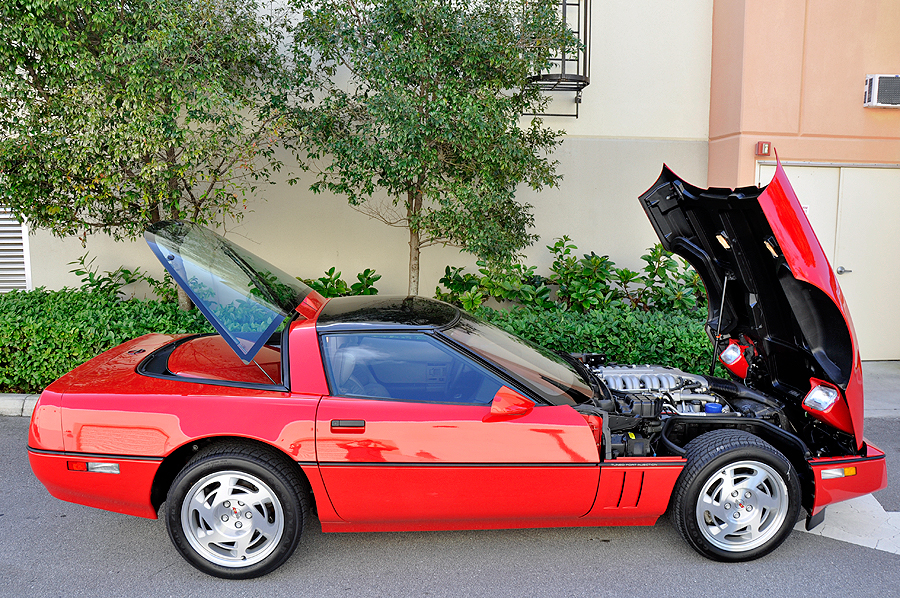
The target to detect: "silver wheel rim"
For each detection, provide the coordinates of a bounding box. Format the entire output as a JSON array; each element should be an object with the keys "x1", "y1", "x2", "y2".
[
  {"x1": 695, "y1": 459, "x2": 789, "y2": 552},
  {"x1": 180, "y1": 470, "x2": 285, "y2": 568}
]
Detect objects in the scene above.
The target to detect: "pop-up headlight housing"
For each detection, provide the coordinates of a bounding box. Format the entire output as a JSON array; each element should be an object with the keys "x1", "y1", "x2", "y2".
[
  {"x1": 802, "y1": 378, "x2": 854, "y2": 435},
  {"x1": 803, "y1": 385, "x2": 839, "y2": 411},
  {"x1": 719, "y1": 338, "x2": 753, "y2": 378}
]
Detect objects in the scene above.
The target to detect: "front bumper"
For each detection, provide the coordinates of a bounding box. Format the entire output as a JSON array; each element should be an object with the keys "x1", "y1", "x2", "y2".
[{"x1": 809, "y1": 441, "x2": 887, "y2": 516}]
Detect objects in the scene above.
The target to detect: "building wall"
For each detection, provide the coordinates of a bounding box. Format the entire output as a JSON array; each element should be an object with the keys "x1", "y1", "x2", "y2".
[
  {"x1": 28, "y1": 0, "x2": 714, "y2": 297},
  {"x1": 708, "y1": 0, "x2": 900, "y2": 187}
]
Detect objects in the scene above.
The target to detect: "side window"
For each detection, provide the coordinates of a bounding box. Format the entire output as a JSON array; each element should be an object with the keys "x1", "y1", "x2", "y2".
[{"x1": 321, "y1": 333, "x2": 505, "y2": 404}]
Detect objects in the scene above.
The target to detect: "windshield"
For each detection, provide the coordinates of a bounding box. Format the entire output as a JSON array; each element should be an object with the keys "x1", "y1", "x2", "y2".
[
  {"x1": 145, "y1": 221, "x2": 312, "y2": 364},
  {"x1": 443, "y1": 313, "x2": 594, "y2": 405}
]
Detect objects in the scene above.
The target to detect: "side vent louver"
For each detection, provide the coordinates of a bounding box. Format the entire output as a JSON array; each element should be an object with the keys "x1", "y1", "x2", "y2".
[{"x1": 0, "y1": 208, "x2": 30, "y2": 292}]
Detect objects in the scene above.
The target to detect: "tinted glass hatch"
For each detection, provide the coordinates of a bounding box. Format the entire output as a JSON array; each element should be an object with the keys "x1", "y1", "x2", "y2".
[{"x1": 145, "y1": 221, "x2": 312, "y2": 364}]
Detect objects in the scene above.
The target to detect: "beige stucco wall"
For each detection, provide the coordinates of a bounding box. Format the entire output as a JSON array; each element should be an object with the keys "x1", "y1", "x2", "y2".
[
  {"x1": 709, "y1": 0, "x2": 900, "y2": 187},
  {"x1": 542, "y1": 0, "x2": 713, "y2": 140},
  {"x1": 29, "y1": 137, "x2": 709, "y2": 297},
  {"x1": 28, "y1": 0, "x2": 714, "y2": 297}
]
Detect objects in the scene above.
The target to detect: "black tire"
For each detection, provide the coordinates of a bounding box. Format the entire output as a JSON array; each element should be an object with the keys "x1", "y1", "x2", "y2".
[
  {"x1": 671, "y1": 429, "x2": 800, "y2": 561},
  {"x1": 165, "y1": 443, "x2": 309, "y2": 579}
]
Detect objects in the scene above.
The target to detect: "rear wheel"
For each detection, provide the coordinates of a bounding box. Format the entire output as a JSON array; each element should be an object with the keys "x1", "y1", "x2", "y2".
[
  {"x1": 166, "y1": 443, "x2": 309, "y2": 579},
  {"x1": 671, "y1": 429, "x2": 800, "y2": 561}
]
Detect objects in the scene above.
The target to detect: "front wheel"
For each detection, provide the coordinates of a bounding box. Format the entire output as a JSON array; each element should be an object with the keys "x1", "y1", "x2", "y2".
[
  {"x1": 671, "y1": 430, "x2": 800, "y2": 561},
  {"x1": 166, "y1": 443, "x2": 309, "y2": 579}
]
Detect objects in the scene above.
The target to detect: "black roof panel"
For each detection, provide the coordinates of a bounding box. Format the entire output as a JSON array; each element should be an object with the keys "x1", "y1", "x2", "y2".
[{"x1": 317, "y1": 296, "x2": 459, "y2": 331}]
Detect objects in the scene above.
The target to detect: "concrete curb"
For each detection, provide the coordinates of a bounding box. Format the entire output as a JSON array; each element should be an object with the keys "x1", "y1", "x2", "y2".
[{"x1": 0, "y1": 394, "x2": 40, "y2": 418}]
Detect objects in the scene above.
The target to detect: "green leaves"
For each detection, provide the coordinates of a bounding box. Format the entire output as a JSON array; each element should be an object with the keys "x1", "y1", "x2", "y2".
[
  {"x1": 291, "y1": 0, "x2": 575, "y2": 293},
  {"x1": 0, "y1": 288, "x2": 211, "y2": 393},
  {"x1": 300, "y1": 267, "x2": 381, "y2": 298},
  {"x1": 436, "y1": 239, "x2": 707, "y2": 314},
  {"x1": 477, "y1": 305, "x2": 713, "y2": 377},
  {"x1": 0, "y1": 0, "x2": 306, "y2": 241},
  {"x1": 547, "y1": 236, "x2": 616, "y2": 313}
]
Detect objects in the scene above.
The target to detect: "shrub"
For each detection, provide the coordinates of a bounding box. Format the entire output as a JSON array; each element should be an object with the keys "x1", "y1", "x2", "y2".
[
  {"x1": 0, "y1": 289, "x2": 212, "y2": 393},
  {"x1": 69, "y1": 253, "x2": 178, "y2": 302},
  {"x1": 476, "y1": 304, "x2": 716, "y2": 376},
  {"x1": 300, "y1": 267, "x2": 381, "y2": 298},
  {"x1": 436, "y1": 239, "x2": 706, "y2": 314},
  {"x1": 546, "y1": 236, "x2": 617, "y2": 312}
]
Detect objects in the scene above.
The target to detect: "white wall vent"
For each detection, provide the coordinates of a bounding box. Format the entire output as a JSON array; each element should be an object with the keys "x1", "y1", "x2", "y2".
[
  {"x1": 0, "y1": 208, "x2": 31, "y2": 293},
  {"x1": 864, "y1": 74, "x2": 900, "y2": 107}
]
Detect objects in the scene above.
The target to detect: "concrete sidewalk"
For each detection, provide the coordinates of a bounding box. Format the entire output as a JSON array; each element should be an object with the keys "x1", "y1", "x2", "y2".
[
  {"x1": 2, "y1": 362, "x2": 897, "y2": 419},
  {"x1": 855, "y1": 361, "x2": 900, "y2": 418}
]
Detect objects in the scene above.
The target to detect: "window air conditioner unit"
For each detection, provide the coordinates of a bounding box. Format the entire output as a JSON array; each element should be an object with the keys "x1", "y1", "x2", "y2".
[{"x1": 864, "y1": 74, "x2": 900, "y2": 107}]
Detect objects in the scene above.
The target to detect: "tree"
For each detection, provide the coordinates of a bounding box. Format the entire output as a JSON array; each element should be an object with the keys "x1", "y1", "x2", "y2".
[
  {"x1": 0, "y1": 0, "x2": 307, "y2": 309},
  {"x1": 291, "y1": 0, "x2": 575, "y2": 295}
]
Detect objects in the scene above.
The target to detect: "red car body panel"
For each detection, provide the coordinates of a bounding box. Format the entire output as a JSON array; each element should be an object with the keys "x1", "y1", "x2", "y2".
[
  {"x1": 319, "y1": 459, "x2": 686, "y2": 532},
  {"x1": 588, "y1": 458, "x2": 685, "y2": 521},
  {"x1": 288, "y1": 296, "x2": 330, "y2": 395},
  {"x1": 29, "y1": 451, "x2": 162, "y2": 518},
  {"x1": 757, "y1": 162, "x2": 863, "y2": 446},
  {"x1": 315, "y1": 397, "x2": 600, "y2": 523},
  {"x1": 167, "y1": 336, "x2": 281, "y2": 384},
  {"x1": 29, "y1": 388, "x2": 64, "y2": 452},
  {"x1": 315, "y1": 398, "x2": 599, "y2": 463},
  {"x1": 808, "y1": 444, "x2": 887, "y2": 515}
]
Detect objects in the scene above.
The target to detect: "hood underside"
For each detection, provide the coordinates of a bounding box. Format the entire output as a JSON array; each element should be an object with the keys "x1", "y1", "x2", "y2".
[{"x1": 639, "y1": 161, "x2": 863, "y2": 446}]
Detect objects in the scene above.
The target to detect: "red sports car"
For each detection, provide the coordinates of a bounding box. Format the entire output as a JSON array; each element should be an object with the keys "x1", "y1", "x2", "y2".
[{"x1": 28, "y1": 163, "x2": 887, "y2": 578}]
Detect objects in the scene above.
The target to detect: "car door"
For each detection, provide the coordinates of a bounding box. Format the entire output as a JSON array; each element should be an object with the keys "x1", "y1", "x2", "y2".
[{"x1": 315, "y1": 332, "x2": 600, "y2": 525}]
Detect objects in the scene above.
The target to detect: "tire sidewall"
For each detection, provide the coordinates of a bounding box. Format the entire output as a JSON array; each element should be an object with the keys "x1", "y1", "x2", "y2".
[
  {"x1": 678, "y1": 442, "x2": 801, "y2": 562},
  {"x1": 166, "y1": 453, "x2": 303, "y2": 579}
]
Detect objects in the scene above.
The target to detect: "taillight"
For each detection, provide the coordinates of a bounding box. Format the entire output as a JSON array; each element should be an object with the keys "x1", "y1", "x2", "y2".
[{"x1": 66, "y1": 461, "x2": 120, "y2": 474}]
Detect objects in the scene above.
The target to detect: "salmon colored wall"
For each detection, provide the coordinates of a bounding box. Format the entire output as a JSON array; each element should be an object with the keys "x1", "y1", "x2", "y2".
[{"x1": 708, "y1": 0, "x2": 900, "y2": 188}]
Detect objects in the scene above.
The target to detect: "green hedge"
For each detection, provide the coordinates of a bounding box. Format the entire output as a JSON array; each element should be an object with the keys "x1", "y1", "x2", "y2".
[
  {"x1": 476, "y1": 305, "x2": 714, "y2": 375},
  {"x1": 0, "y1": 289, "x2": 715, "y2": 394},
  {"x1": 0, "y1": 289, "x2": 211, "y2": 393}
]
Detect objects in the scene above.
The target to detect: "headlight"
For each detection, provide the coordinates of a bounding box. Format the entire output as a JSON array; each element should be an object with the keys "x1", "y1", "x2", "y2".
[
  {"x1": 803, "y1": 385, "x2": 840, "y2": 412},
  {"x1": 719, "y1": 343, "x2": 742, "y2": 365}
]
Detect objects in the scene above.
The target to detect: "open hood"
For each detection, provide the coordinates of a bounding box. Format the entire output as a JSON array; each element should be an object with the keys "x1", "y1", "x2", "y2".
[
  {"x1": 145, "y1": 221, "x2": 314, "y2": 364},
  {"x1": 639, "y1": 161, "x2": 864, "y2": 446}
]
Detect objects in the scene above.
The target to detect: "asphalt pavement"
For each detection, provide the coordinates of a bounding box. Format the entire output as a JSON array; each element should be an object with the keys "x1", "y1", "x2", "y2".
[{"x1": 1, "y1": 363, "x2": 898, "y2": 597}]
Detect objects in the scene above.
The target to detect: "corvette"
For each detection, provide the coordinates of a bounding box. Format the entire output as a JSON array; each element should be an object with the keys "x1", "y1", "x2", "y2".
[{"x1": 28, "y1": 162, "x2": 886, "y2": 578}]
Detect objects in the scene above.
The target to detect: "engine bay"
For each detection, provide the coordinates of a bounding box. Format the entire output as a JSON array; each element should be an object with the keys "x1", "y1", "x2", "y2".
[{"x1": 571, "y1": 361, "x2": 814, "y2": 460}]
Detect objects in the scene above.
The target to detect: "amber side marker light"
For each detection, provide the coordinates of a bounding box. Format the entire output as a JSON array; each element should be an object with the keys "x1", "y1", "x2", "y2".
[
  {"x1": 821, "y1": 466, "x2": 857, "y2": 479},
  {"x1": 67, "y1": 461, "x2": 120, "y2": 474}
]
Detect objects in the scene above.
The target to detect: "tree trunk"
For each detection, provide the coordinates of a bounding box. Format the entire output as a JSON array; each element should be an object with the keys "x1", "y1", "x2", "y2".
[
  {"x1": 407, "y1": 186, "x2": 424, "y2": 296},
  {"x1": 176, "y1": 285, "x2": 194, "y2": 311},
  {"x1": 408, "y1": 226, "x2": 420, "y2": 296}
]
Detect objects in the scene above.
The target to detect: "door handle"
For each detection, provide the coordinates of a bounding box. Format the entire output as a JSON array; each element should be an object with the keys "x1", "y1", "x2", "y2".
[
  {"x1": 330, "y1": 419, "x2": 366, "y2": 433},
  {"x1": 836, "y1": 266, "x2": 852, "y2": 275}
]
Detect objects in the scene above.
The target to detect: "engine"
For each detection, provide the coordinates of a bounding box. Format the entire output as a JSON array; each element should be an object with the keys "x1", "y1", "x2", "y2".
[
  {"x1": 573, "y1": 362, "x2": 787, "y2": 459},
  {"x1": 593, "y1": 364, "x2": 731, "y2": 416}
]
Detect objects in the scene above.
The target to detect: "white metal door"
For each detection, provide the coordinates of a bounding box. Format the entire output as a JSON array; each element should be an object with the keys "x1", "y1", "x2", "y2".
[
  {"x1": 757, "y1": 164, "x2": 900, "y2": 360},
  {"x1": 832, "y1": 168, "x2": 900, "y2": 360}
]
